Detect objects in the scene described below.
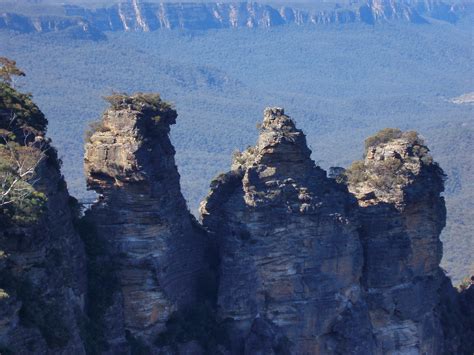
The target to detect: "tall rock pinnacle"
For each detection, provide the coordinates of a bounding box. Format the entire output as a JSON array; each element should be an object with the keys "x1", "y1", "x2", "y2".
[
  {"x1": 0, "y1": 82, "x2": 86, "y2": 353},
  {"x1": 344, "y1": 128, "x2": 448, "y2": 353},
  {"x1": 84, "y1": 93, "x2": 207, "y2": 350},
  {"x1": 200, "y1": 108, "x2": 372, "y2": 353}
]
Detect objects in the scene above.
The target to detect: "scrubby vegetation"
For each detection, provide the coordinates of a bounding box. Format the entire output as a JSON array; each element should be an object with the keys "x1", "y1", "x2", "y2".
[
  {"x1": 104, "y1": 92, "x2": 162, "y2": 110},
  {"x1": 0, "y1": 142, "x2": 47, "y2": 224},
  {"x1": 364, "y1": 128, "x2": 427, "y2": 155},
  {"x1": 0, "y1": 66, "x2": 48, "y2": 225},
  {"x1": 84, "y1": 93, "x2": 178, "y2": 141},
  {"x1": 104, "y1": 92, "x2": 177, "y2": 125},
  {"x1": 0, "y1": 82, "x2": 47, "y2": 134},
  {"x1": 0, "y1": 57, "x2": 25, "y2": 86},
  {"x1": 344, "y1": 129, "x2": 436, "y2": 191},
  {"x1": 364, "y1": 128, "x2": 403, "y2": 151}
]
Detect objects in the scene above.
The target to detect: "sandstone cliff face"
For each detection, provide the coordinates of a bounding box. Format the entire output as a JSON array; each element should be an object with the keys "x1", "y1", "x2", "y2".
[
  {"x1": 2, "y1": 0, "x2": 471, "y2": 36},
  {"x1": 200, "y1": 108, "x2": 373, "y2": 354},
  {"x1": 1, "y1": 83, "x2": 471, "y2": 354},
  {"x1": 84, "y1": 94, "x2": 207, "y2": 350},
  {"x1": 345, "y1": 130, "x2": 448, "y2": 354},
  {"x1": 200, "y1": 111, "x2": 472, "y2": 354},
  {"x1": 60, "y1": 0, "x2": 474, "y2": 30},
  {"x1": 0, "y1": 84, "x2": 86, "y2": 353}
]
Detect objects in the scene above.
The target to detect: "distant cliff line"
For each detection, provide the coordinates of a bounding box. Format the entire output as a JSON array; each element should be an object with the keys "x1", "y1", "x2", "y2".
[{"x1": 0, "y1": 0, "x2": 472, "y2": 38}]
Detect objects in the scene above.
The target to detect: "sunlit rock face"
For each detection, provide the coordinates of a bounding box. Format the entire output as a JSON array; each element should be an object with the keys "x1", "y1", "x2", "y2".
[
  {"x1": 1, "y1": 0, "x2": 469, "y2": 37},
  {"x1": 199, "y1": 110, "x2": 466, "y2": 354},
  {"x1": 84, "y1": 94, "x2": 208, "y2": 349},
  {"x1": 346, "y1": 130, "x2": 447, "y2": 353},
  {"x1": 200, "y1": 108, "x2": 373, "y2": 354},
  {"x1": 0, "y1": 85, "x2": 86, "y2": 354}
]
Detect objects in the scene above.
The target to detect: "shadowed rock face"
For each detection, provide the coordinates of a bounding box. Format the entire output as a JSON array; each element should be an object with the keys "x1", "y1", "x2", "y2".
[
  {"x1": 200, "y1": 108, "x2": 373, "y2": 354},
  {"x1": 199, "y1": 110, "x2": 472, "y2": 354},
  {"x1": 84, "y1": 94, "x2": 207, "y2": 349},
  {"x1": 0, "y1": 84, "x2": 86, "y2": 354},
  {"x1": 346, "y1": 132, "x2": 447, "y2": 353},
  {"x1": 0, "y1": 154, "x2": 87, "y2": 354}
]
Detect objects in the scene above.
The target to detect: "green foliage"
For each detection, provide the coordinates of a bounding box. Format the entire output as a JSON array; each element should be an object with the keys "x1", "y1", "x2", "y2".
[
  {"x1": 103, "y1": 92, "x2": 177, "y2": 125},
  {"x1": 232, "y1": 149, "x2": 244, "y2": 165},
  {"x1": 0, "y1": 80, "x2": 49, "y2": 225},
  {"x1": 344, "y1": 160, "x2": 367, "y2": 186},
  {"x1": 0, "y1": 82, "x2": 47, "y2": 134},
  {"x1": 0, "y1": 142, "x2": 47, "y2": 225},
  {"x1": 371, "y1": 157, "x2": 406, "y2": 190},
  {"x1": 0, "y1": 57, "x2": 25, "y2": 85},
  {"x1": 346, "y1": 129, "x2": 436, "y2": 191},
  {"x1": 104, "y1": 92, "x2": 165, "y2": 110},
  {"x1": 364, "y1": 128, "x2": 403, "y2": 152}
]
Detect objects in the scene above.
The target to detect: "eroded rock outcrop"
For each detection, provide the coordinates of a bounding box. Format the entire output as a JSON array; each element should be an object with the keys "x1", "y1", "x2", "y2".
[
  {"x1": 200, "y1": 108, "x2": 373, "y2": 354},
  {"x1": 0, "y1": 83, "x2": 86, "y2": 353},
  {"x1": 344, "y1": 129, "x2": 451, "y2": 353},
  {"x1": 84, "y1": 93, "x2": 208, "y2": 351}
]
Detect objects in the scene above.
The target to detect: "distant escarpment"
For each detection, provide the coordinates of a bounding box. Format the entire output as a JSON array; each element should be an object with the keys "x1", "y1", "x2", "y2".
[
  {"x1": 83, "y1": 93, "x2": 209, "y2": 352},
  {"x1": 0, "y1": 80, "x2": 86, "y2": 352},
  {"x1": 1, "y1": 0, "x2": 472, "y2": 37}
]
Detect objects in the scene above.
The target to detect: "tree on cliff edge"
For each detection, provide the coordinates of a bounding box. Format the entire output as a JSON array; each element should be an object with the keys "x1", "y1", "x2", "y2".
[
  {"x1": 0, "y1": 59, "x2": 46, "y2": 224},
  {"x1": 0, "y1": 57, "x2": 25, "y2": 88}
]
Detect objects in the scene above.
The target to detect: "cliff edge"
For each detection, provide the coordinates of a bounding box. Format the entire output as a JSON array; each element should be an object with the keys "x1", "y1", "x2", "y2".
[
  {"x1": 200, "y1": 108, "x2": 372, "y2": 353},
  {"x1": 0, "y1": 80, "x2": 86, "y2": 353},
  {"x1": 83, "y1": 93, "x2": 208, "y2": 352}
]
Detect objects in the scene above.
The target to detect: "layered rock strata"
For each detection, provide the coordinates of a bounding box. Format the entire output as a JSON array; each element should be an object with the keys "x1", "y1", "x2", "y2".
[
  {"x1": 200, "y1": 111, "x2": 472, "y2": 354},
  {"x1": 1, "y1": 84, "x2": 472, "y2": 354},
  {"x1": 0, "y1": 84, "x2": 86, "y2": 353},
  {"x1": 200, "y1": 108, "x2": 373, "y2": 354},
  {"x1": 344, "y1": 129, "x2": 449, "y2": 353},
  {"x1": 58, "y1": 0, "x2": 474, "y2": 29},
  {"x1": 1, "y1": 0, "x2": 471, "y2": 37},
  {"x1": 84, "y1": 94, "x2": 207, "y2": 349}
]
